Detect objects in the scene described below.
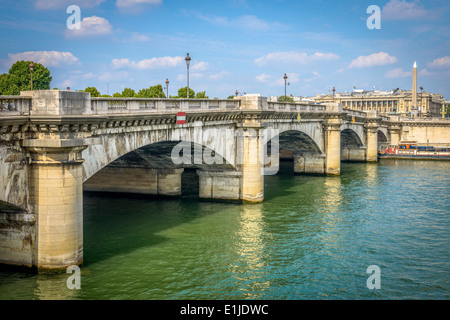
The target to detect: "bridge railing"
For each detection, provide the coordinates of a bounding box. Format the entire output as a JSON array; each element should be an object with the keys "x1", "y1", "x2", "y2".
[
  {"x1": 343, "y1": 108, "x2": 367, "y2": 118},
  {"x1": 90, "y1": 98, "x2": 240, "y2": 114},
  {"x1": 265, "y1": 101, "x2": 326, "y2": 112},
  {"x1": 0, "y1": 96, "x2": 31, "y2": 116}
]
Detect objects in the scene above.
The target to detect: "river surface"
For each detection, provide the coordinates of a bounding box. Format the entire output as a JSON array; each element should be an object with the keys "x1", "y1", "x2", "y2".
[{"x1": 0, "y1": 160, "x2": 449, "y2": 300}]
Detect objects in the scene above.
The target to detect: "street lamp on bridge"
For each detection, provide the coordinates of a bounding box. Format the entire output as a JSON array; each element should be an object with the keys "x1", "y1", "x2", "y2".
[
  {"x1": 165, "y1": 78, "x2": 169, "y2": 98},
  {"x1": 185, "y1": 53, "x2": 191, "y2": 99},
  {"x1": 283, "y1": 73, "x2": 290, "y2": 100},
  {"x1": 29, "y1": 62, "x2": 34, "y2": 91}
]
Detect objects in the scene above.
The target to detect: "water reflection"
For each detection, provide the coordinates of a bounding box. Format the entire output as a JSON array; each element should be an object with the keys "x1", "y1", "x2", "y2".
[
  {"x1": 230, "y1": 204, "x2": 271, "y2": 299},
  {"x1": 34, "y1": 273, "x2": 80, "y2": 300}
]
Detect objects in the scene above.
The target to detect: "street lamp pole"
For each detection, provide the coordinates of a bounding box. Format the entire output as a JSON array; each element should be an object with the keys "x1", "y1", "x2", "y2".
[
  {"x1": 29, "y1": 62, "x2": 35, "y2": 91},
  {"x1": 165, "y1": 78, "x2": 169, "y2": 98},
  {"x1": 283, "y1": 73, "x2": 288, "y2": 99},
  {"x1": 185, "y1": 53, "x2": 191, "y2": 98}
]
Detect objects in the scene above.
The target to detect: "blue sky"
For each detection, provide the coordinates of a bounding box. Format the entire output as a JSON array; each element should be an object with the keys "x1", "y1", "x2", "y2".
[{"x1": 0, "y1": 0, "x2": 449, "y2": 98}]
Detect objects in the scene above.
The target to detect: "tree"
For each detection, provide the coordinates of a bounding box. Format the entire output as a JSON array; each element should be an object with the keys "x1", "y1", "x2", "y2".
[
  {"x1": 0, "y1": 60, "x2": 52, "y2": 95},
  {"x1": 112, "y1": 92, "x2": 122, "y2": 97},
  {"x1": 278, "y1": 95, "x2": 294, "y2": 103},
  {"x1": 195, "y1": 91, "x2": 208, "y2": 99},
  {"x1": 177, "y1": 87, "x2": 195, "y2": 98},
  {"x1": 137, "y1": 84, "x2": 166, "y2": 98},
  {"x1": 227, "y1": 95, "x2": 235, "y2": 100},
  {"x1": 84, "y1": 86, "x2": 100, "y2": 97},
  {"x1": 121, "y1": 88, "x2": 136, "y2": 98}
]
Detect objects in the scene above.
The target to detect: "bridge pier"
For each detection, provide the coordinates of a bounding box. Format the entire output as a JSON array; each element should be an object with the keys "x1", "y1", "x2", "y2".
[
  {"x1": 23, "y1": 139, "x2": 89, "y2": 272},
  {"x1": 294, "y1": 153, "x2": 325, "y2": 174},
  {"x1": 84, "y1": 167, "x2": 183, "y2": 197},
  {"x1": 365, "y1": 123, "x2": 379, "y2": 162},
  {"x1": 238, "y1": 122, "x2": 265, "y2": 203},
  {"x1": 197, "y1": 170, "x2": 242, "y2": 201},
  {"x1": 341, "y1": 147, "x2": 366, "y2": 162},
  {"x1": 388, "y1": 126, "x2": 401, "y2": 146},
  {"x1": 324, "y1": 119, "x2": 342, "y2": 175}
]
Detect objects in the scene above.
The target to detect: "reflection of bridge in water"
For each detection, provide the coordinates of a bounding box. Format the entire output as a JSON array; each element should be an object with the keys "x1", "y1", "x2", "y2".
[{"x1": 0, "y1": 90, "x2": 449, "y2": 272}]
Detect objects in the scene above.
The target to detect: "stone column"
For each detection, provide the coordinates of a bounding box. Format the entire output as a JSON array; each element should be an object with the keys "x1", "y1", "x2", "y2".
[
  {"x1": 23, "y1": 139, "x2": 90, "y2": 272},
  {"x1": 388, "y1": 126, "x2": 401, "y2": 146},
  {"x1": 294, "y1": 153, "x2": 325, "y2": 174},
  {"x1": 197, "y1": 170, "x2": 242, "y2": 201},
  {"x1": 236, "y1": 121, "x2": 265, "y2": 203},
  {"x1": 365, "y1": 122, "x2": 379, "y2": 162},
  {"x1": 323, "y1": 119, "x2": 342, "y2": 175}
]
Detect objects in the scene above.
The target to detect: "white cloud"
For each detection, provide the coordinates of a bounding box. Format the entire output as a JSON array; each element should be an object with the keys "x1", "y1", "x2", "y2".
[
  {"x1": 382, "y1": 0, "x2": 429, "y2": 20},
  {"x1": 304, "y1": 71, "x2": 322, "y2": 82},
  {"x1": 209, "y1": 71, "x2": 229, "y2": 80},
  {"x1": 116, "y1": 0, "x2": 162, "y2": 9},
  {"x1": 8, "y1": 51, "x2": 79, "y2": 67},
  {"x1": 336, "y1": 68, "x2": 344, "y2": 73},
  {"x1": 349, "y1": 52, "x2": 397, "y2": 68},
  {"x1": 191, "y1": 62, "x2": 209, "y2": 71},
  {"x1": 112, "y1": 56, "x2": 184, "y2": 70},
  {"x1": 254, "y1": 51, "x2": 339, "y2": 67},
  {"x1": 255, "y1": 73, "x2": 271, "y2": 83},
  {"x1": 427, "y1": 56, "x2": 450, "y2": 69},
  {"x1": 385, "y1": 68, "x2": 412, "y2": 78},
  {"x1": 419, "y1": 68, "x2": 433, "y2": 76},
  {"x1": 66, "y1": 16, "x2": 113, "y2": 37},
  {"x1": 34, "y1": 0, "x2": 106, "y2": 9}
]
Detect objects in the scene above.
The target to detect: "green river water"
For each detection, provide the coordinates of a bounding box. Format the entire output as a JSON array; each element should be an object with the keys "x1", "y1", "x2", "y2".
[{"x1": 0, "y1": 160, "x2": 449, "y2": 300}]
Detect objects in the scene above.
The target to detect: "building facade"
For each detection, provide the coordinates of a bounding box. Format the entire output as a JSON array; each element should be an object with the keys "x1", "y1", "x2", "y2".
[{"x1": 313, "y1": 90, "x2": 445, "y2": 117}]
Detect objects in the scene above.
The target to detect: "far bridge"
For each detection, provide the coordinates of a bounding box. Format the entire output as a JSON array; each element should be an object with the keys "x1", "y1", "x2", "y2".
[{"x1": 1, "y1": 90, "x2": 449, "y2": 272}]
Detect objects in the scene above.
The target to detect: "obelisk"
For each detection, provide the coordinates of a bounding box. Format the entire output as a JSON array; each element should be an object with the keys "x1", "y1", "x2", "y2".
[{"x1": 412, "y1": 61, "x2": 417, "y2": 110}]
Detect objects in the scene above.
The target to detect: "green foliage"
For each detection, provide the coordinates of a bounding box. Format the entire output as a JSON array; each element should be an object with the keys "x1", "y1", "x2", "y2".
[
  {"x1": 112, "y1": 92, "x2": 122, "y2": 97},
  {"x1": 137, "y1": 84, "x2": 166, "y2": 98},
  {"x1": 447, "y1": 103, "x2": 450, "y2": 115},
  {"x1": 0, "y1": 60, "x2": 52, "y2": 95},
  {"x1": 121, "y1": 88, "x2": 136, "y2": 98},
  {"x1": 84, "y1": 86, "x2": 100, "y2": 97},
  {"x1": 227, "y1": 95, "x2": 235, "y2": 99},
  {"x1": 177, "y1": 87, "x2": 195, "y2": 99},
  {"x1": 101, "y1": 94, "x2": 112, "y2": 97},
  {"x1": 278, "y1": 95, "x2": 294, "y2": 103},
  {"x1": 195, "y1": 91, "x2": 208, "y2": 99}
]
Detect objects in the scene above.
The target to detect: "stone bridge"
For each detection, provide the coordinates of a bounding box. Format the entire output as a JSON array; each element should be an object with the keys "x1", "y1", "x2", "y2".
[{"x1": 0, "y1": 90, "x2": 448, "y2": 272}]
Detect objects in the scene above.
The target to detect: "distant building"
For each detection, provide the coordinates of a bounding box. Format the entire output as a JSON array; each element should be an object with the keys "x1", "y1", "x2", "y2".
[
  {"x1": 314, "y1": 61, "x2": 445, "y2": 117},
  {"x1": 313, "y1": 89, "x2": 444, "y2": 117}
]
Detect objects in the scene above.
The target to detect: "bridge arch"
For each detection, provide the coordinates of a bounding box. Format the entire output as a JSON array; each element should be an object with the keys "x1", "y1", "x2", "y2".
[
  {"x1": 82, "y1": 124, "x2": 239, "y2": 182},
  {"x1": 341, "y1": 128, "x2": 364, "y2": 148}
]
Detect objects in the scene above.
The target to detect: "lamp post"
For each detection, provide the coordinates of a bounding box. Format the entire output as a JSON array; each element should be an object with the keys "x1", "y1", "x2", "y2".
[
  {"x1": 185, "y1": 53, "x2": 191, "y2": 98},
  {"x1": 283, "y1": 73, "x2": 289, "y2": 100},
  {"x1": 29, "y1": 62, "x2": 35, "y2": 91},
  {"x1": 332, "y1": 87, "x2": 336, "y2": 102},
  {"x1": 165, "y1": 78, "x2": 169, "y2": 98}
]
